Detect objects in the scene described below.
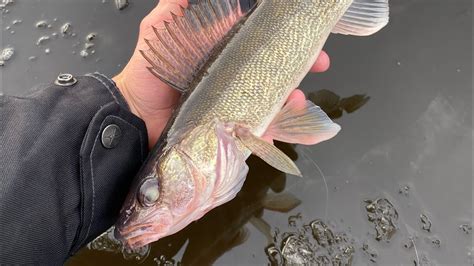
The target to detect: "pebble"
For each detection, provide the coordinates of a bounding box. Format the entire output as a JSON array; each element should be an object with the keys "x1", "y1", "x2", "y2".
[
  {"x1": 86, "y1": 32, "x2": 97, "y2": 42},
  {"x1": 115, "y1": 0, "x2": 129, "y2": 10},
  {"x1": 80, "y1": 50, "x2": 89, "y2": 58},
  {"x1": 35, "y1": 20, "x2": 49, "y2": 29},
  {"x1": 0, "y1": 47, "x2": 15, "y2": 66},
  {"x1": 420, "y1": 213, "x2": 432, "y2": 233},
  {"x1": 60, "y1": 22, "x2": 73, "y2": 36},
  {"x1": 36, "y1": 36, "x2": 51, "y2": 46}
]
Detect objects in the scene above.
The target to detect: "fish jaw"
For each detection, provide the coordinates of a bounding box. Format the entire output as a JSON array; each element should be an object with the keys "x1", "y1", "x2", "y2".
[{"x1": 114, "y1": 205, "x2": 173, "y2": 249}]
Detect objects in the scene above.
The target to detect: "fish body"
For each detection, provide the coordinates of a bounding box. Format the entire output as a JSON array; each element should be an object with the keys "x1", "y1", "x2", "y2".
[{"x1": 116, "y1": 0, "x2": 389, "y2": 248}]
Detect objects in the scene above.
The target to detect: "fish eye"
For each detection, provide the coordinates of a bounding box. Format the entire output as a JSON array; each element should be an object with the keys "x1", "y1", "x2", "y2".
[{"x1": 138, "y1": 178, "x2": 160, "y2": 207}]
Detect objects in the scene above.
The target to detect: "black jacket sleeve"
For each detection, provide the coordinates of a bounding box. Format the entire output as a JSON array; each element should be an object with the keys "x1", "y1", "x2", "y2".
[{"x1": 0, "y1": 73, "x2": 148, "y2": 265}]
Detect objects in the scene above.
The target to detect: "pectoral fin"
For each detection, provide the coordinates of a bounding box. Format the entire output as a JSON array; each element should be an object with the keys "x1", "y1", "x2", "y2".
[
  {"x1": 235, "y1": 127, "x2": 302, "y2": 177},
  {"x1": 265, "y1": 99, "x2": 341, "y2": 145},
  {"x1": 332, "y1": 0, "x2": 389, "y2": 36}
]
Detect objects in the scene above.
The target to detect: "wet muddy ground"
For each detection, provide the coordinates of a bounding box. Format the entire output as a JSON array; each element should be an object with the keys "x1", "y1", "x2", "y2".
[{"x1": 1, "y1": 0, "x2": 472, "y2": 265}]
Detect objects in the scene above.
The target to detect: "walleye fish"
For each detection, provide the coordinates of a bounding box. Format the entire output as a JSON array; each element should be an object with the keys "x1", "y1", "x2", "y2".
[{"x1": 115, "y1": 0, "x2": 389, "y2": 248}]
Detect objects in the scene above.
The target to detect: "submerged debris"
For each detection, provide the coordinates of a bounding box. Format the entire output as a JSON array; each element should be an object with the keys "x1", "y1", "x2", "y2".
[
  {"x1": 420, "y1": 213, "x2": 432, "y2": 233},
  {"x1": 398, "y1": 184, "x2": 410, "y2": 196},
  {"x1": 86, "y1": 32, "x2": 97, "y2": 42},
  {"x1": 429, "y1": 237, "x2": 441, "y2": 248},
  {"x1": 36, "y1": 36, "x2": 51, "y2": 46},
  {"x1": 415, "y1": 253, "x2": 434, "y2": 266},
  {"x1": 79, "y1": 33, "x2": 98, "y2": 58},
  {"x1": 0, "y1": 47, "x2": 15, "y2": 66},
  {"x1": 35, "y1": 20, "x2": 49, "y2": 29},
  {"x1": 361, "y1": 242, "x2": 378, "y2": 263},
  {"x1": 266, "y1": 218, "x2": 355, "y2": 265},
  {"x1": 60, "y1": 22, "x2": 73, "y2": 37},
  {"x1": 310, "y1": 220, "x2": 335, "y2": 247},
  {"x1": 115, "y1": 0, "x2": 129, "y2": 10},
  {"x1": 0, "y1": 0, "x2": 14, "y2": 12},
  {"x1": 281, "y1": 235, "x2": 315, "y2": 265},
  {"x1": 80, "y1": 50, "x2": 89, "y2": 58},
  {"x1": 84, "y1": 42, "x2": 95, "y2": 50},
  {"x1": 288, "y1": 213, "x2": 302, "y2": 228},
  {"x1": 265, "y1": 244, "x2": 283, "y2": 266},
  {"x1": 364, "y1": 198, "x2": 399, "y2": 241},
  {"x1": 459, "y1": 223, "x2": 472, "y2": 235},
  {"x1": 402, "y1": 235, "x2": 417, "y2": 250},
  {"x1": 154, "y1": 255, "x2": 176, "y2": 266}
]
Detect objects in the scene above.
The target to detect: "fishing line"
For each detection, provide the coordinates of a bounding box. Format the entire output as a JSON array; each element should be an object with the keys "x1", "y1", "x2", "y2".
[
  {"x1": 412, "y1": 236, "x2": 420, "y2": 266},
  {"x1": 399, "y1": 217, "x2": 421, "y2": 265},
  {"x1": 300, "y1": 146, "x2": 329, "y2": 223}
]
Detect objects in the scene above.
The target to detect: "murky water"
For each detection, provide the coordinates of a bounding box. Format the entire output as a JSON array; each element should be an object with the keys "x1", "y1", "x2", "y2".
[{"x1": 1, "y1": 0, "x2": 472, "y2": 265}]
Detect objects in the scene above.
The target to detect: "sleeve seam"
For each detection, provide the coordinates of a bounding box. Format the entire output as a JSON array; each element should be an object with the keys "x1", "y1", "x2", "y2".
[
  {"x1": 76, "y1": 113, "x2": 146, "y2": 248},
  {"x1": 85, "y1": 74, "x2": 120, "y2": 106}
]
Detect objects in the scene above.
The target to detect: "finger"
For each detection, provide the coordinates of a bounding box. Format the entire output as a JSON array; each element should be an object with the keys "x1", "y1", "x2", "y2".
[
  {"x1": 287, "y1": 89, "x2": 306, "y2": 103},
  {"x1": 310, "y1": 50, "x2": 330, "y2": 73},
  {"x1": 261, "y1": 89, "x2": 307, "y2": 144}
]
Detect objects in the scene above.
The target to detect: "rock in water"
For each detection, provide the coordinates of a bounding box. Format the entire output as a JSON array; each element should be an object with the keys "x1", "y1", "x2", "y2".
[{"x1": 115, "y1": 0, "x2": 129, "y2": 10}]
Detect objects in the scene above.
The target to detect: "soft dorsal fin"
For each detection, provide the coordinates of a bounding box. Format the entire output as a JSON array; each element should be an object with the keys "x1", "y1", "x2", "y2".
[
  {"x1": 141, "y1": 0, "x2": 253, "y2": 91},
  {"x1": 332, "y1": 0, "x2": 389, "y2": 36}
]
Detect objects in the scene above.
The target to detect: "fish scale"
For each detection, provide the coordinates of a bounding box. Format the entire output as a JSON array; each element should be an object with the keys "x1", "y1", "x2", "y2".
[
  {"x1": 172, "y1": 1, "x2": 350, "y2": 133},
  {"x1": 116, "y1": 0, "x2": 389, "y2": 248},
  {"x1": 168, "y1": 0, "x2": 351, "y2": 172}
]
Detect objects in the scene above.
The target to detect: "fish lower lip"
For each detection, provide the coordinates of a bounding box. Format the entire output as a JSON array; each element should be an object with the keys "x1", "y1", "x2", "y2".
[{"x1": 115, "y1": 227, "x2": 163, "y2": 249}]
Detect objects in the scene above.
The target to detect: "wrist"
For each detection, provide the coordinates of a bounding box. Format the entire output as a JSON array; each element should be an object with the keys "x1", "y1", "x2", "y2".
[{"x1": 112, "y1": 72, "x2": 142, "y2": 120}]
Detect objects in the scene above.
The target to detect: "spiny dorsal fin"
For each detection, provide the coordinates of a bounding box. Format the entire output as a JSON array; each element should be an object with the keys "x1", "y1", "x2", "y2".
[{"x1": 142, "y1": 0, "x2": 252, "y2": 91}]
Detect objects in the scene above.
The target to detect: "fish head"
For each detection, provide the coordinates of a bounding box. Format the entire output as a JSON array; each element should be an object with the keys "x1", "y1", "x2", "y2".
[{"x1": 115, "y1": 146, "x2": 201, "y2": 249}]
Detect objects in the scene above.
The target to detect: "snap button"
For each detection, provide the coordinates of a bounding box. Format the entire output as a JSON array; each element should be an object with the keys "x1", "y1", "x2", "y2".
[
  {"x1": 101, "y1": 124, "x2": 122, "y2": 149},
  {"x1": 55, "y1": 73, "x2": 77, "y2": 86}
]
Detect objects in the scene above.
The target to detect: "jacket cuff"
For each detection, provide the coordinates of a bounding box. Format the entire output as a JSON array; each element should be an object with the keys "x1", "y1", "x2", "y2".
[
  {"x1": 85, "y1": 73, "x2": 130, "y2": 110},
  {"x1": 69, "y1": 73, "x2": 148, "y2": 254}
]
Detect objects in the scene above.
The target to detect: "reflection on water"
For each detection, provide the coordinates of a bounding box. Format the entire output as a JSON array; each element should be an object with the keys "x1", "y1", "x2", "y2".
[
  {"x1": 70, "y1": 90, "x2": 371, "y2": 265},
  {"x1": 308, "y1": 90, "x2": 370, "y2": 120}
]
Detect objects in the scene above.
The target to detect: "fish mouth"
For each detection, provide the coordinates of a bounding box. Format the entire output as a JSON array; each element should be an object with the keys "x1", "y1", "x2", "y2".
[{"x1": 115, "y1": 223, "x2": 169, "y2": 249}]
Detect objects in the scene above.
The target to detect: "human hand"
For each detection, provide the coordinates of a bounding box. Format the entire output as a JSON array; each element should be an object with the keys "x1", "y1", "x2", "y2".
[{"x1": 113, "y1": 0, "x2": 331, "y2": 148}]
